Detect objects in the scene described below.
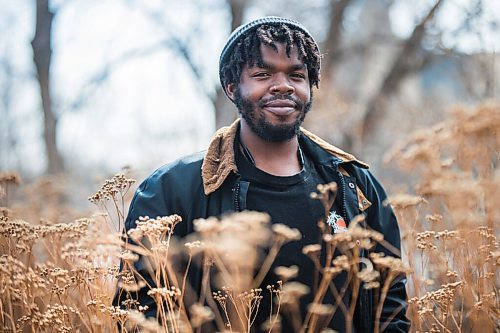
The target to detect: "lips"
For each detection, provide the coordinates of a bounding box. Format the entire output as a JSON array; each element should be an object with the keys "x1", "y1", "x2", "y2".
[{"x1": 262, "y1": 99, "x2": 297, "y2": 116}]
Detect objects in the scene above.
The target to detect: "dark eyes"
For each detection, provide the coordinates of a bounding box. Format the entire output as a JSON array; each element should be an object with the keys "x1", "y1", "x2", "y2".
[
  {"x1": 290, "y1": 73, "x2": 306, "y2": 79},
  {"x1": 251, "y1": 72, "x2": 306, "y2": 79},
  {"x1": 252, "y1": 72, "x2": 270, "y2": 78}
]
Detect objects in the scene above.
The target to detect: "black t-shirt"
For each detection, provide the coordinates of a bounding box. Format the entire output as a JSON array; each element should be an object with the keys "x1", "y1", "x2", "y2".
[{"x1": 235, "y1": 139, "x2": 349, "y2": 332}]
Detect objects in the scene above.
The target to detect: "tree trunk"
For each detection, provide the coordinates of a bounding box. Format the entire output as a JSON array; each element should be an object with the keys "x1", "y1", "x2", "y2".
[
  {"x1": 31, "y1": 0, "x2": 64, "y2": 174},
  {"x1": 322, "y1": 0, "x2": 354, "y2": 75},
  {"x1": 214, "y1": 0, "x2": 247, "y2": 129}
]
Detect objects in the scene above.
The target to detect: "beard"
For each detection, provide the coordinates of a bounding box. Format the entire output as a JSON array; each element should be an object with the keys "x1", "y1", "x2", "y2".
[{"x1": 234, "y1": 89, "x2": 312, "y2": 142}]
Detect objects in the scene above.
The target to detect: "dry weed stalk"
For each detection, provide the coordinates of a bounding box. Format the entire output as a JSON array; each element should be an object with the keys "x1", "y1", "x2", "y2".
[
  {"x1": 0, "y1": 172, "x2": 20, "y2": 208},
  {"x1": 386, "y1": 104, "x2": 500, "y2": 332},
  {"x1": 116, "y1": 210, "x2": 296, "y2": 333},
  {"x1": 0, "y1": 173, "x2": 136, "y2": 332},
  {"x1": 3, "y1": 104, "x2": 497, "y2": 332},
  {"x1": 192, "y1": 212, "x2": 294, "y2": 332},
  {"x1": 89, "y1": 173, "x2": 136, "y2": 233},
  {"x1": 297, "y1": 183, "x2": 410, "y2": 333},
  {"x1": 118, "y1": 182, "x2": 412, "y2": 333}
]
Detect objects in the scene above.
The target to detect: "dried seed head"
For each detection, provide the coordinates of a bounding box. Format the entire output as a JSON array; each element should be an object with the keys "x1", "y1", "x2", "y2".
[
  {"x1": 307, "y1": 303, "x2": 335, "y2": 316},
  {"x1": 316, "y1": 182, "x2": 338, "y2": 195},
  {"x1": 324, "y1": 267, "x2": 343, "y2": 276},
  {"x1": 386, "y1": 194, "x2": 427, "y2": 209},
  {"x1": 0, "y1": 171, "x2": 21, "y2": 200},
  {"x1": 88, "y1": 174, "x2": 136, "y2": 204},
  {"x1": 357, "y1": 265, "x2": 380, "y2": 284},
  {"x1": 370, "y1": 252, "x2": 408, "y2": 273},
  {"x1": 302, "y1": 244, "x2": 322, "y2": 257},
  {"x1": 118, "y1": 250, "x2": 139, "y2": 262},
  {"x1": 125, "y1": 310, "x2": 166, "y2": 333},
  {"x1": 416, "y1": 231, "x2": 438, "y2": 250},
  {"x1": 363, "y1": 281, "x2": 380, "y2": 289},
  {"x1": 413, "y1": 281, "x2": 465, "y2": 316},
  {"x1": 425, "y1": 214, "x2": 443, "y2": 223},
  {"x1": 118, "y1": 280, "x2": 146, "y2": 292},
  {"x1": 185, "y1": 240, "x2": 203, "y2": 249},
  {"x1": 190, "y1": 303, "x2": 215, "y2": 328},
  {"x1": 320, "y1": 329, "x2": 339, "y2": 333},
  {"x1": 185, "y1": 240, "x2": 204, "y2": 256},
  {"x1": 0, "y1": 207, "x2": 12, "y2": 217},
  {"x1": 281, "y1": 281, "x2": 310, "y2": 304},
  {"x1": 272, "y1": 223, "x2": 301, "y2": 243},
  {"x1": 332, "y1": 255, "x2": 350, "y2": 270},
  {"x1": 128, "y1": 215, "x2": 182, "y2": 242},
  {"x1": 274, "y1": 265, "x2": 299, "y2": 281},
  {"x1": 261, "y1": 315, "x2": 282, "y2": 332},
  {"x1": 147, "y1": 287, "x2": 182, "y2": 299},
  {"x1": 435, "y1": 230, "x2": 459, "y2": 240},
  {"x1": 0, "y1": 171, "x2": 21, "y2": 185}
]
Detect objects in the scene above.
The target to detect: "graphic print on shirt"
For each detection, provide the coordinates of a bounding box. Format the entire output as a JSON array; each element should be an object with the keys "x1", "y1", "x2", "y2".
[{"x1": 327, "y1": 211, "x2": 348, "y2": 233}]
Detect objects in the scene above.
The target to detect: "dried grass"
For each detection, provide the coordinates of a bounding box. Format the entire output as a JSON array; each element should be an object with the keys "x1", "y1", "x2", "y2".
[
  {"x1": 386, "y1": 104, "x2": 500, "y2": 332},
  {"x1": 0, "y1": 104, "x2": 498, "y2": 332}
]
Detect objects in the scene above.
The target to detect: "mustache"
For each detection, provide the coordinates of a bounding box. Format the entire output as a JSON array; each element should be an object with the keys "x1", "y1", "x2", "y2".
[{"x1": 257, "y1": 95, "x2": 304, "y2": 109}]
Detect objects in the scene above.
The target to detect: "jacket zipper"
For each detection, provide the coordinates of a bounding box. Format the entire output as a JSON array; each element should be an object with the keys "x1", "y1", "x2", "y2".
[
  {"x1": 233, "y1": 181, "x2": 241, "y2": 212},
  {"x1": 337, "y1": 170, "x2": 372, "y2": 330},
  {"x1": 337, "y1": 170, "x2": 349, "y2": 223}
]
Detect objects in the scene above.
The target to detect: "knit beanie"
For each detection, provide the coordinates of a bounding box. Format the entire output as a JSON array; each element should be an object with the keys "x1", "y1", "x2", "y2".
[{"x1": 218, "y1": 16, "x2": 319, "y2": 98}]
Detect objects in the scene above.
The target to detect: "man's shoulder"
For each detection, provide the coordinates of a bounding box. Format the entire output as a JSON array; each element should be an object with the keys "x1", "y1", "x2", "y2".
[
  {"x1": 160, "y1": 151, "x2": 205, "y2": 171},
  {"x1": 145, "y1": 151, "x2": 206, "y2": 184},
  {"x1": 299, "y1": 129, "x2": 369, "y2": 169}
]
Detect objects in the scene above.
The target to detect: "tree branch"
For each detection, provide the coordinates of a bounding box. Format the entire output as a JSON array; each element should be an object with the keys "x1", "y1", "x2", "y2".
[
  {"x1": 32, "y1": 0, "x2": 64, "y2": 174},
  {"x1": 359, "y1": 0, "x2": 446, "y2": 145},
  {"x1": 322, "y1": 0, "x2": 354, "y2": 76}
]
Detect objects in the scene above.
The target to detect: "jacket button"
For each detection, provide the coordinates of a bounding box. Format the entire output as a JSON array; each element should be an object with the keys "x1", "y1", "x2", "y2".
[{"x1": 348, "y1": 182, "x2": 355, "y2": 189}]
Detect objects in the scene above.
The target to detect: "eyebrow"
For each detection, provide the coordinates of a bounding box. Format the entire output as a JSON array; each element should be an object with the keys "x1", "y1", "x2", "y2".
[{"x1": 256, "y1": 62, "x2": 306, "y2": 71}]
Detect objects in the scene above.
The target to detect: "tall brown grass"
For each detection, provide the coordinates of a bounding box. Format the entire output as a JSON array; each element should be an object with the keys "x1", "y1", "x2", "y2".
[
  {"x1": 0, "y1": 104, "x2": 498, "y2": 332},
  {"x1": 385, "y1": 104, "x2": 499, "y2": 332}
]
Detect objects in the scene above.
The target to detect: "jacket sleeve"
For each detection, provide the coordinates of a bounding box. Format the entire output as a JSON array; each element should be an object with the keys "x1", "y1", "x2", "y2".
[
  {"x1": 361, "y1": 170, "x2": 411, "y2": 333},
  {"x1": 113, "y1": 170, "x2": 171, "y2": 318},
  {"x1": 113, "y1": 157, "x2": 205, "y2": 319}
]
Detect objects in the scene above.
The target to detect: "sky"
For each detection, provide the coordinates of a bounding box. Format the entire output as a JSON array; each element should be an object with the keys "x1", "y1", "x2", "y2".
[
  {"x1": 391, "y1": 0, "x2": 500, "y2": 52},
  {"x1": 0, "y1": 0, "x2": 499, "y2": 177}
]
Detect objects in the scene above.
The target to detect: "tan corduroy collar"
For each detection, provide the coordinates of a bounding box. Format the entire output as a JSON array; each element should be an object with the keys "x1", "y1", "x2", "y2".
[{"x1": 201, "y1": 119, "x2": 368, "y2": 195}]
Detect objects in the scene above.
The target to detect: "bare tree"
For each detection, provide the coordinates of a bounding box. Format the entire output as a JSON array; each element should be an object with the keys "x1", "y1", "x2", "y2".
[
  {"x1": 214, "y1": 0, "x2": 248, "y2": 128},
  {"x1": 301, "y1": 0, "x2": 452, "y2": 158},
  {"x1": 66, "y1": 0, "x2": 246, "y2": 131},
  {"x1": 31, "y1": 0, "x2": 64, "y2": 174},
  {"x1": 359, "y1": 0, "x2": 445, "y2": 146},
  {"x1": 321, "y1": 0, "x2": 355, "y2": 76},
  {"x1": 0, "y1": 58, "x2": 19, "y2": 171},
  {"x1": 43, "y1": 0, "x2": 493, "y2": 175}
]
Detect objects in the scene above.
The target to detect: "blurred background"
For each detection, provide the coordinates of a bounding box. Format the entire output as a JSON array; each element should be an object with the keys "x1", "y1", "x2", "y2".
[{"x1": 0, "y1": 0, "x2": 499, "y2": 201}]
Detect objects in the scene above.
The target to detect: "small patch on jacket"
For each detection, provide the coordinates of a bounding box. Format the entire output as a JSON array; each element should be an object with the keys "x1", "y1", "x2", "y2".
[{"x1": 327, "y1": 211, "x2": 348, "y2": 233}]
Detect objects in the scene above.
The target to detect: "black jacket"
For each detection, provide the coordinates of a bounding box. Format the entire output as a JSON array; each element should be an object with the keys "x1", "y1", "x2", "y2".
[{"x1": 117, "y1": 120, "x2": 410, "y2": 332}]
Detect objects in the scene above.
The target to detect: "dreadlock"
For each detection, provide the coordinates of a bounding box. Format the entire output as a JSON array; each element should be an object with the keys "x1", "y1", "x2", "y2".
[{"x1": 220, "y1": 23, "x2": 321, "y2": 90}]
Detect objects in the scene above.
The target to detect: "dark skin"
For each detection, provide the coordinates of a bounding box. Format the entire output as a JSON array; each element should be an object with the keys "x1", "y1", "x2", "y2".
[{"x1": 226, "y1": 42, "x2": 312, "y2": 176}]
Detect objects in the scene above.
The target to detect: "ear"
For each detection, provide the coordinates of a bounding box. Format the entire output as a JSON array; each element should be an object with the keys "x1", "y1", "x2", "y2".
[{"x1": 226, "y1": 83, "x2": 237, "y2": 101}]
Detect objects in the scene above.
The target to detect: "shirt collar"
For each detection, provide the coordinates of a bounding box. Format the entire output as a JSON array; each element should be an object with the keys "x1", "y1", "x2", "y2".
[{"x1": 201, "y1": 119, "x2": 368, "y2": 195}]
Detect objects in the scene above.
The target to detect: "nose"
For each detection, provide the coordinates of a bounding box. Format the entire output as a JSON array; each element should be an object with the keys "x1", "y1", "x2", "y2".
[{"x1": 270, "y1": 74, "x2": 294, "y2": 95}]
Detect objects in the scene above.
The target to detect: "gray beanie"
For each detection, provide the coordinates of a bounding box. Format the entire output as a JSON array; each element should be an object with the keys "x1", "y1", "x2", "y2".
[{"x1": 218, "y1": 16, "x2": 319, "y2": 98}]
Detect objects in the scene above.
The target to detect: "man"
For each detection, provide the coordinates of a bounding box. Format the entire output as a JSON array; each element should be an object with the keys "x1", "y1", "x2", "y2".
[{"x1": 116, "y1": 16, "x2": 409, "y2": 332}]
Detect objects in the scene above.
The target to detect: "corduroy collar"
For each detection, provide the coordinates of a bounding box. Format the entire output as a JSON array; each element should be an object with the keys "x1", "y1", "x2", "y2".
[{"x1": 201, "y1": 119, "x2": 368, "y2": 195}]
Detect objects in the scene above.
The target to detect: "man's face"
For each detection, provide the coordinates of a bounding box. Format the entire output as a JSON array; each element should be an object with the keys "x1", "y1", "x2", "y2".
[{"x1": 227, "y1": 42, "x2": 312, "y2": 142}]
